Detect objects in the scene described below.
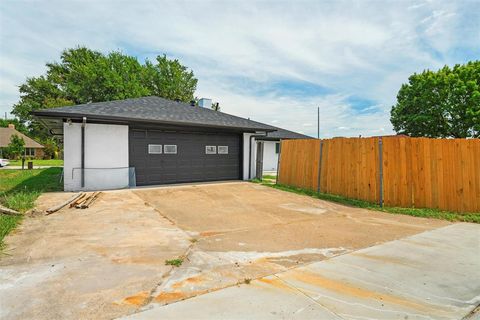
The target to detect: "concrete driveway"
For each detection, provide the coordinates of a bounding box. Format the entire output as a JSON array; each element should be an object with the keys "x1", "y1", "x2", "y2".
[
  {"x1": 125, "y1": 223, "x2": 480, "y2": 320},
  {"x1": 0, "y1": 182, "x2": 477, "y2": 319}
]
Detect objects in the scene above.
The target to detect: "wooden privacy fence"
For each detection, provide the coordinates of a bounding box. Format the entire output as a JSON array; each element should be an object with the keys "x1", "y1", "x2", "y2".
[{"x1": 277, "y1": 137, "x2": 480, "y2": 213}]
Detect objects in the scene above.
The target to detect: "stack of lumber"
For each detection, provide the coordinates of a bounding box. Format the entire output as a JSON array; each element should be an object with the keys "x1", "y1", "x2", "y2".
[
  {"x1": 46, "y1": 191, "x2": 102, "y2": 215},
  {"x1": 71, "y1": 192, "x2": 101, "y2": 209}
]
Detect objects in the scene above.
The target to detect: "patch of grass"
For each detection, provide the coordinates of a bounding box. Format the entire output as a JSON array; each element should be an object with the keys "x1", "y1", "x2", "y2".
[
  {"x1": 7, "y1": 159, "x2": 63, "y2": 167},
  {"x1": 0, "y1": 215, "x2": 22, "y2": 250},
  {"x1": 165, "y1": 258, "x2": 183, "y2": 267},
  {"x1": 0, "y1": 168, "x2": 63, "y2": 195},
  {"x1": 244, "y1": 278, "x2": 251, "y2": 284},
  {"x1": 2, "y1": 191, "x2": 40, "y2": 213},
  {"x1": 0, "y1": 168, "x2": 63, "y2": 249},
  {"x1": 253, "y1": 180, "x2": 480, "y2": 223},
  {"x1": 262, "y1": 175, "x2": 277, "y2": 180}
]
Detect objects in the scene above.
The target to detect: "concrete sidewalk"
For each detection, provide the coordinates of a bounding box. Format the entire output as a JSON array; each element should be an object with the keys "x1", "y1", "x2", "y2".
[{"x1": 124, "y1": 223, "x2": 480, "y2": 319}]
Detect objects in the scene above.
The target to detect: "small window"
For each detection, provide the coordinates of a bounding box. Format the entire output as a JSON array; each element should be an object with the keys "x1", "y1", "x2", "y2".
[
  {"x1": 205, "y1": 146, "x2": 217, "y2": 154},
  {"x1": 275, "y1": 142, "x2": 280, "y2": 154},
  {"x1": 164, "y1": 145, "x2": 177, "y2": 154},
  {"x1": 148, "y1": 144, "x2": 162, "y2": 154},
  {"x1": 218, "y1": 146, "x2": 228, "y2": 154},
  {"x1": 25, "y1": 148, "x2": 35, "y2": 156}
]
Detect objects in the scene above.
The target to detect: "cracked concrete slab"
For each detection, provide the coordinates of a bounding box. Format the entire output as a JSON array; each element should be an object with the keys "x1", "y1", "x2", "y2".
[
  {"x1": 127, "y1": 274, "x2": 344, "y2": 320},
  {"x1": 0, "y1": 191, "x2": 191, "y2": 320},
  {"x1": 123, "y1": 223, "x2": 480, "y2": 320},
  {"x1": 131, "y1": 182, "x2": 448, "y2": 311},
  {"x1": 1, "y1": 182, "x2": 452, "y2": 319}
]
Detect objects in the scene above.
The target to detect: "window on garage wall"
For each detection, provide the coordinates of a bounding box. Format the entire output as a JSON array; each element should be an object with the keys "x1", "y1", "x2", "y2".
[
  {"x1": 164, "y1": 145, "x2": 177, "y2": 154},
  {"x1": 148, "y1": 144, "x2": 162, "y2": 154},
  {"x1": 205, "y1": 146, "x2": 216, "y2": 154},
  {"x1": 218, "y1": 146, "x2": 228, "y2": 154}
]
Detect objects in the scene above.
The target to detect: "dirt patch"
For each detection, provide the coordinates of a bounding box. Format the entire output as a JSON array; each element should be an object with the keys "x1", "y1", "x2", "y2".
[{"x1": 122, "y1": 291, "x2": 150, "y2": 306}]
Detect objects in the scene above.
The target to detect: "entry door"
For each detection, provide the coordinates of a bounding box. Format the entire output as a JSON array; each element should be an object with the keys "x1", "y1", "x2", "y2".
[
  {"x1": 255, "y1": 141, "x2": 264, "y2": 179},
  {"x1": 129, "y1": 129, "x2": 241, "y2": 185}
]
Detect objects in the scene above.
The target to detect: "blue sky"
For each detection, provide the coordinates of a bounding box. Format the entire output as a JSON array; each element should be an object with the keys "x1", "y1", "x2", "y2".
[{"x1": 0, "y1": 0, "x2": 479, "y2": 138}]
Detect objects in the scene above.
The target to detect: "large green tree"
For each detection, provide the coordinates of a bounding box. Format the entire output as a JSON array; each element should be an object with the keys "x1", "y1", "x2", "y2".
[
  {"x1": 390, "y1": 61, "x2": 480, "y2": 138},
  {"x1": 0, "y1": 119, "x2": 28, "y2": 135},
  {"x1": 6, "y1": 135, "x2": 25, "y2": 160},
  {"x1": 11, "y1": 47, "x2": 198, "y2": 125}
]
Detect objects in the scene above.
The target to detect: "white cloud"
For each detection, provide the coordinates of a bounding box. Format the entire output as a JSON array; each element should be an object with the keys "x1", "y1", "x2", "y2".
[{"x1": 0, "y1": 0, "x2": 478, "y2": 137}]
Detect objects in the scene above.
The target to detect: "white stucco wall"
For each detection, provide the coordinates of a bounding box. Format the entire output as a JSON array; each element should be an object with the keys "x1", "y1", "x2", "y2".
[
  {"x1": 63, "y1": 122, "x2": 129, "y2": 191},
  {"x1": 262, "y1": 140, "x2": 280, "y2": 172},
  {"x1": 242, "y1": 133, "x2": 254, "y2": 180}
]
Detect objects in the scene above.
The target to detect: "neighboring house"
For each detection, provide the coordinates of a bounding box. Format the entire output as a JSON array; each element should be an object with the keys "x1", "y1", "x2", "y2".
[
  {"x1": 256, "y1": 127, "x2": 311, "y2": 172},
  {"x1": 32, "y1": 96, "x2": 308, "y2": 191},
  {"x1": 0, "y1": 124, "x2": 45, "y2": 159}
]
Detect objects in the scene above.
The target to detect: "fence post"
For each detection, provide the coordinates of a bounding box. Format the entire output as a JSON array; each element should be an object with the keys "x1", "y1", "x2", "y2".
[
  {"x1": 317, "y1": 140, "x2": 323, "y2": 193},
  {"x1": 275, "y1": 141, "x2": 282, "y2": 185},
  {"x1": 378, "y1": 137, "x2": 384, "y2": 208}
]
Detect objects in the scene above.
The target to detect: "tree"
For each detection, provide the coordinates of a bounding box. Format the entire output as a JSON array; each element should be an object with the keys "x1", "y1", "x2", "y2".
[
  {"x1": 6, "y1": 135, "x2": 25, "y2": 159},
  {"x1": 41, "y1": 137, "x2": 58, "y2": 159},
  {"x1": 144, "y1": 55, "x2": 198, "y2": 102},
  {"x1": 390, "y1": 61, "x2": 480, "y2": 138},
  {"x1": 11, "y1": 47, "x2": 198, "y2": 125},
  {"x1": 0, "y1": 119, "x2": 29, "y2": 135}
]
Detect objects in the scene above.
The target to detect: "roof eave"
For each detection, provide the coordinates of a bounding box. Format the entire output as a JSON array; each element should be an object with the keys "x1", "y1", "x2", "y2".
[{"x1": 31, "y1": 111, "x2": 276, "y2": 133}]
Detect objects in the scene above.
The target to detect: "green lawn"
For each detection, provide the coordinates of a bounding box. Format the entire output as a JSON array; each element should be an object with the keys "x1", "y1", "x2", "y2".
[
  {"x1": 0, "y1": 168, "x2": 63, "y2": 249},
  {"x1": 262, "y1": 174, "x2": 277, "y2": 180},
  {"x1": 253, "y1": 180, "x2": 480, "y2": 223},
  {"x1": 7, "y1": 159, "x2": 63, "y2": 167}
]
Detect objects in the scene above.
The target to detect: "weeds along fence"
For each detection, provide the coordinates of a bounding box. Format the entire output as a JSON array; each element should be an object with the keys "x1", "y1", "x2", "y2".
[{"x1": 277, "y1": 137, "x2": 480, "y2": 213}]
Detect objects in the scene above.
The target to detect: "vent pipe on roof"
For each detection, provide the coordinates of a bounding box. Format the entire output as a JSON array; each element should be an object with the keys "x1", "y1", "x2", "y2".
[{"x1": 198, "y1": 98, "x2": 212, "y2": 108}]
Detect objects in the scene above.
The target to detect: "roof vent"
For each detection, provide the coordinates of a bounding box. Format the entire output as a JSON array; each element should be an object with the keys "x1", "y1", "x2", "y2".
[{"x1": 198, "y1": 98, "x2": 212, "y2": 108}]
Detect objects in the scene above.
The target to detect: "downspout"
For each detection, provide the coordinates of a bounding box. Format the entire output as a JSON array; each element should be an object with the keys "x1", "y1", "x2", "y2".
[
  {"x1": 248, "y1": 132, "x2": 267, "y2": 179},
  {"x1": 81, "y1": 117, "x2": 86, "y2": 188}
]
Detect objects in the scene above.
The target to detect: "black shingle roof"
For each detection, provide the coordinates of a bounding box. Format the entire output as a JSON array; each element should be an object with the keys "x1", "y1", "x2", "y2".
[
  {"x1": 32, "y1": 96, "x2": 276, "y2": 132},
  {"x1": 263, "y1": 127, "x2": 312, "y2": 140}
]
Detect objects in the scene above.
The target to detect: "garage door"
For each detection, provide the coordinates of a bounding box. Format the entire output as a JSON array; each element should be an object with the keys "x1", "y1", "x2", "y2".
[{"x1": 129, "y1": 129, "x2": 241, "y2": 185}]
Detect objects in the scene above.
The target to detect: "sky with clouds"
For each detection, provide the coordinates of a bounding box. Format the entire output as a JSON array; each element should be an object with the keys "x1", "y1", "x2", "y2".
[{"x1": 0, "y1": 0, "x2": 479, "y2": 137}]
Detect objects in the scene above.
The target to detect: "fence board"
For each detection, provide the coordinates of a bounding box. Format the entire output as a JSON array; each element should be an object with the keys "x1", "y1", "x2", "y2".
[{"x1": 278, "y1": 137, "x2": 480, "y2": 213}]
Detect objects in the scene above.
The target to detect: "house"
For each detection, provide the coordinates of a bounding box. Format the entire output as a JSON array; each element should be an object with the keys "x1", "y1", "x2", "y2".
[
  {"x1": 0, "y1": 124, "x2": 45, "y2": 159},
  {"x1": 256, "y1": 127, "x2": 311, "y2": 172},
  {"x1": 32, "y1": 96, "x2": 307, "y2": 191}
]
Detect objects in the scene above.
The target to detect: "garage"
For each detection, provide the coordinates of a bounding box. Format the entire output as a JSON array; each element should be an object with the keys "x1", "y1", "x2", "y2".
[
  {"x1": 129, "y1": 129, "x2": 241, "y2": 185},
  {"x1": 32, "y1": 96, "x2": 279, "y2": 191}
]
